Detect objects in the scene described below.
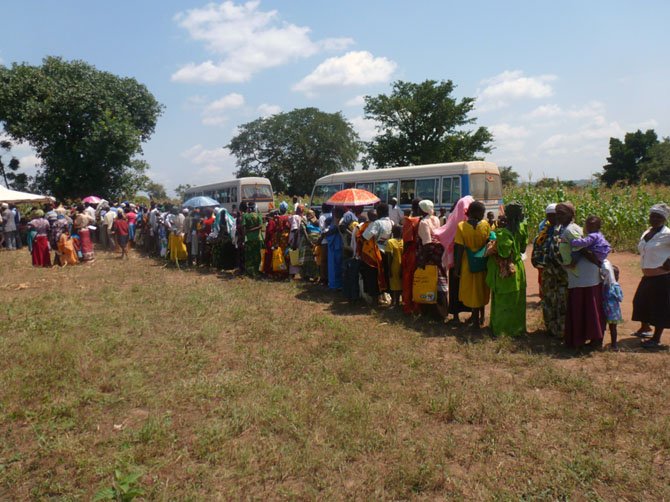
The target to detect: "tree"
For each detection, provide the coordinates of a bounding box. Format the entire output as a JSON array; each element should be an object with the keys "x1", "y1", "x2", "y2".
[
  {"x1": 600, "y1": 129, "x2": 658, "y2": 186},
  {"x1": 0, "y1": 56, "x2": 163, "y2": 200},
  {"x1": 174, "y1": 183, "x2": 193, "y2": 200},
  {"x1": 639, "y1": 138, "x2": 670, "y2": 185},
  {"x1": 145, "y1": 180, "x2": 167, "y2": 200},
  {"x1": 227, "y1": 108, "x2": 363, "y2": 195},
  {"x1": 500, "y1": 166, "x2": 519, "y2": 187},
  {"x1": 362, "y1": 79, "x2": 493, "y2": 168}
]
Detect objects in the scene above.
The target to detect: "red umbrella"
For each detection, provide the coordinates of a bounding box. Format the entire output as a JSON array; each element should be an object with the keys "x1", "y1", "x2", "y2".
[
  {"x1": 82, "y1": 195, "x2": 102, "y2": 204},
  {"x1": 326, "y1": 188, "x2": 380, "y2": 207}
]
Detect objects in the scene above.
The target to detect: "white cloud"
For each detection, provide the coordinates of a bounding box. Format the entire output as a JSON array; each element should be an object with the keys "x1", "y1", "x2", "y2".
[
  {"x1": 293, "y1": 51, "x2": 397, "y2": 95},
  {"x1": 172, "y1": 1, "x2": 353, "y2": 84},
  {"x1": 477, "y1": 70, "x2": 556, "y2": 111},
  {"x1": 181, "y1": 144, "x2": 237, "y2": 179},
  {"x1": 201, "y1": 93, "x2": 245, "y2": 126},
  {"x1": 525, "y1": 101, "x2": 605, "y2": 121},
  {"x1": 349, "y1": 115, "x2": 378, "y2": 142},
  {"x1": 257, "y1": 103, "x2": 281, "y2": 117},
  {"x1": 345, "y1": 95, "x2": 366, "y2": 107}
]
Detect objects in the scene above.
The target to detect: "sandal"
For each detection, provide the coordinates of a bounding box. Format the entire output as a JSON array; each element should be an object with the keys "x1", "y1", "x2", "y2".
[
  {"x1": 632, "y1": 331, "x2": 653, "y2": 338},
  {"x1": 641, "y1": 339, "x2": 660, "y2": 348}
]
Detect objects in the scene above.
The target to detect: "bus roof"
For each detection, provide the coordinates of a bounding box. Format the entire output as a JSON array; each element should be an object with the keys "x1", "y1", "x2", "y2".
[
  {"x1": 313, "y1": 161, "x2": 498, "y2": 184},
  {"x1": 185, "y1": 176, "x2": 272, "y2": 192}
]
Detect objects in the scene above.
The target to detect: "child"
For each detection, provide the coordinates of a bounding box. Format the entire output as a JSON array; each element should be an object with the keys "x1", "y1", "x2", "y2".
[
  {"x1": 569, "y1": 215, "x2": 611, "y2": 265},
  {"x1": 486, "y1": 211, "x2": 496, "y2": 230},
  {"x1": 385, "y1": 224, "x2": 404, "y2": 307},
  {"x1": 57, "y1": 229, "x2": 79, "y2": 266},
  {"x1": 602, "y1": 262, "x2": 623, "y2": 349}
]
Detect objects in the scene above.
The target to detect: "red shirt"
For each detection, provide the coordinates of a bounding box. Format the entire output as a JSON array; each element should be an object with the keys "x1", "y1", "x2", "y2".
[
  {"x1": 113, "y1": 219, "x2": 129, "y2": 236},
  {"x1": 126, "y1": 211, "x2": 137, "y2": 225}
]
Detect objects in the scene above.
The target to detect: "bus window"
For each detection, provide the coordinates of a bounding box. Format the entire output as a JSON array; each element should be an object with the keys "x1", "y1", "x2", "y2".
[
  {"x1": 231, "y1": 187, "x2": 237, "y2": 202},
  {"x1": 242, "y1": 184, "x2": 273, "y2": 200},
  {"x1": 441, "y1": 176, "x2": 461, "y2": 206},
  {"x1": 416, "y1": 178, "x2": 437, "y2": 202},
  {"x1": 344, "y1": 182, "x2": 355, "y2": 189},
  {"x1": 399, "y1": 179, "x2": 415, "y2": 205},
  {"x1": 356, "y1": 182, "x2": 373, "y2": 193},
  {"x1": 311, "y1": 183, "x2": 342, "y2": 206},
  {"x1": 470, "y1": 173, "x2": 502, "y2": 200},
  {"x1": 374, "y1": 181, "x2": 398, "y2": 203}
]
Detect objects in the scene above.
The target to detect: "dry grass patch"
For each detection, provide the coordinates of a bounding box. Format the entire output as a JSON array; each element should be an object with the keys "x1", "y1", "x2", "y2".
[{"x1": 1, "y1": 248, "x2": 669, "y2": 499}]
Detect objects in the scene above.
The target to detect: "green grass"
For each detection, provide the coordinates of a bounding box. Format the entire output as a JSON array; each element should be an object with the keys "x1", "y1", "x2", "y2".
[{"x1": 1, "y1": 248, "x2": 669, "y2": 499}]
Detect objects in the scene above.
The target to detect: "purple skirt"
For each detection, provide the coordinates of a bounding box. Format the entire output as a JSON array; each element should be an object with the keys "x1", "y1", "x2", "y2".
[{"x1": 564, "y1": 284, "x2": 605, "y2": 348}]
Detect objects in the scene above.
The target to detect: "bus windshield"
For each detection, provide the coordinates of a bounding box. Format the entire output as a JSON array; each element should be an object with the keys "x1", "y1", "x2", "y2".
[
  {"x1": 241, "y1": 184, "x2": 273, "y2": 201},
  {"x1": 310, "y1": 183, "x2": 342, "y2": 206}
]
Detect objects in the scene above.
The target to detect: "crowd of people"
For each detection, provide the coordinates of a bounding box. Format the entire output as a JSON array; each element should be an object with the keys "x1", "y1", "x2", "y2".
[{"x1": 3, "y1": 195, "x2": 669, "y2": 350}]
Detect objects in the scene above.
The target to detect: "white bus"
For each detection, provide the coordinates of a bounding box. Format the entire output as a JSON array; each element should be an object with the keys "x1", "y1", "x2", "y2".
[
  {"x1": 183, "y1": 177, "x2": 275, "y2": 214},
  {"x1": 309, "y1": 161, "x2": 503, "y2": 217}
]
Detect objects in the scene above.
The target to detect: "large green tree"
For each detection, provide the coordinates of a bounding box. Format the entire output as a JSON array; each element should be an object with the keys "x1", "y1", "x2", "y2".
[
  {"x1": 227, "y1": 107, "x2": 363, "y2": 195},
  {"x1": 600, "y1": 129, "x2": 658, "y2": 186},
  {"x1": 0, "y1": 56, "x2": 163, "y2": 200},
  {"x1": 363, "y1": 79, "x2": 493, "y2": 168},
  {"x1": 639, "y1": 138, "x2": 670, "y2": 185},
  {"x1": 499, "y1": 166, "x2": 520, "y2": 187}
]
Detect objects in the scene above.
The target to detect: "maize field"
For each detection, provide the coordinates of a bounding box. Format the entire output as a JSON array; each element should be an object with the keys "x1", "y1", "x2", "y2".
[{"x1": 504, "y1": 184, "x2": 670, "y2": 252}]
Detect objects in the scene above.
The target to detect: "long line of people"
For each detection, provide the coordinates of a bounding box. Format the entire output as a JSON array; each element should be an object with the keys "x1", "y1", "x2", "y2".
[{"x1": 11, "y1": 195, "x2": 670, "y2": 350}]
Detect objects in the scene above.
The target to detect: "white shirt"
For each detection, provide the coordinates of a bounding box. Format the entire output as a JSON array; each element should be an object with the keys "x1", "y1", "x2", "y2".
[
  {"x1": 418, "y1": 215, "x2": 440, "y2": 245},
  {"x1": 319, "y1": 212, "x2": 331, "y2": 233},
  {"x1": 362, "y1": 217, "x2": 393, "y2": 251},
  {"x1": 639, "y1": 225, "x2": 670, "y2": 269},
  {"x1": 389, "y1": 206, "x2": 404, "y2": 226}
]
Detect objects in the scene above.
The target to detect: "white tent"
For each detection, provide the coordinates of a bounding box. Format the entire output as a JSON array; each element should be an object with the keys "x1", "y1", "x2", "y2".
[{"x1": 0, "y1": 185, "x2": 55, "y2": 204}]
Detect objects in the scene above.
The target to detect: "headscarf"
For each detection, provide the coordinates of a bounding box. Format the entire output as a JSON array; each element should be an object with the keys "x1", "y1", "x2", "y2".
[
  {"x1": 212, "y1": 207, "x2": 237, "y2": 243},
  {"x1": 650, "y1": 203, "x2": 669, "y2": 220},
  {"x1": 279, "y1": 201, "x2": 289, "y2": 214},
  {"x1": 434, "y1": 195, "x2": 474, "y2": 269},
  {"x1": 503, "y1": 202, "x2": 524, "y2": 234},
  {"x1": 555, "y1": 202, "x2": 575, "y2": 219},
  {"x1": 418, "y1": 199, "x2": 434, "y2": 215},
  {"x1": 545, "y1": 203, "x2": 557, "y2": 214}
]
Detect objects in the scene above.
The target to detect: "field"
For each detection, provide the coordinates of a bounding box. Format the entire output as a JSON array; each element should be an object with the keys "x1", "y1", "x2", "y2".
[
  {"x1": 504, "y1": 184, "x2": 670, "y2": 251},
  {"x1": 1, "y1": 244, "x2": 669, "y2": 500}
]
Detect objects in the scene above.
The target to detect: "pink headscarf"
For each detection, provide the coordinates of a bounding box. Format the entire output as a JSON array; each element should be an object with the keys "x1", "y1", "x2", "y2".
[{"x1": 433, "y1": 196, "x2": 474, "y2": 270}]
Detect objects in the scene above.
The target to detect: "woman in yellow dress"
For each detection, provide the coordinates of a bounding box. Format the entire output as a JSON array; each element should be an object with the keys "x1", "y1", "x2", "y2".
[{"x1": 454, "y1": 200, "x2": 491, "y2": 327}]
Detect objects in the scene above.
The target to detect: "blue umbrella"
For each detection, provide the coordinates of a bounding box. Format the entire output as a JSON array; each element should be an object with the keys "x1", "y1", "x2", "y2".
[{"x1": 182, "y1": 196, "x2": 219, "y2": 208}]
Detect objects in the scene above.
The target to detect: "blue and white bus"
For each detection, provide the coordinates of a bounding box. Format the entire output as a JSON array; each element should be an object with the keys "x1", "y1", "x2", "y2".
[
  {"x1": 309, "y1": 161, "x2": 503, "y2": 216},
  {"x1": 183, "y1": 177, "x2": 275, "y2": 214}
]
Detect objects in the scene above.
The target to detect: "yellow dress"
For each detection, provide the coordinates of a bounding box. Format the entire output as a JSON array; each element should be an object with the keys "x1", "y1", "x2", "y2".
[
  {"x1": 455, "y1": 220, "x2": 491, "y2": 308},
  {"x1": 385, "y1": 238, "x2": 404, "y2": 292}
]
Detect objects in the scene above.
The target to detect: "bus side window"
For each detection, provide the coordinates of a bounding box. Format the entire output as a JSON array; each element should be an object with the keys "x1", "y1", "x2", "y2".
[
  {"x1": 356, "y1": 182, "x2": 373, "y2": 193},
  {"x1": 231, "y1": 187, "x2": 237, "y2": 202},
  {"x1": 416, "y1": 178, "x2": 437, "y2": 202},
  {"x1": 441, "y1": 176, "x2": 462, "y2": 205},
  {"x1": 344, "y1": 182, "x2": 355, "y2": 189},
  {"x1": 399, "y1": 180, "x2": 415, "y2": 205},
  {"x1": 374, "y1": 181, "x2": 397, "y2": 203}
]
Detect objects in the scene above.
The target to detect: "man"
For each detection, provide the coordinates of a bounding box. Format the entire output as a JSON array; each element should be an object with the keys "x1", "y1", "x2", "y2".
[
  {"x1": 389, "y1": 197, "x2": 404, "y2": 226},
  {"x1": 1, "y1": 203, "x2": 17, "y2": 250},
  {"x1": 103, "y1": 206, "x2": 117, "y2": 250},
  {"x1": 12, "y1": 204, "x2": 22, "y2": 249}
]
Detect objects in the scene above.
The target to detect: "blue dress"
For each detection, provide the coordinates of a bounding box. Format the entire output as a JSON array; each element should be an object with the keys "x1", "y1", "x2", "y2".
[
  {"x1": 326, "y1": 224, "x2": 343, "y2": 290},
  {"x1": 604, "y1": 283, "x2": 623, "y2": 323}
]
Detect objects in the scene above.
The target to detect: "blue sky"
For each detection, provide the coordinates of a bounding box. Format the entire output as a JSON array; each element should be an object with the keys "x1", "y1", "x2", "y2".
[{"x1": 1, "y1": 0, "x2": 669, "y2": 194}]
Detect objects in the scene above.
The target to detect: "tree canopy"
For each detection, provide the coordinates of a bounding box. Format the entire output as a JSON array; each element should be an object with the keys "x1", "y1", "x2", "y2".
[
  {"x1": 639, "y1": 138, "x2": 670, "y2": 185},
  {"x1": 227, "y1": 107, "x2": 362, "y2": 195},
  {"x1": 363, "y1": 79, "x2": 493, "y2": 168},
  {"x1": 499, "y1": 166, "x2": 519, "y2": 187},
  {"x1": 600, "y1": 129, "x2": 658, "y2": 186},
  {"x1": 0, "y1": 56, "x2": 163, "y2": 200},
  {"x1": 0, "y1": 139, "x2": 27, "y2": 191}
]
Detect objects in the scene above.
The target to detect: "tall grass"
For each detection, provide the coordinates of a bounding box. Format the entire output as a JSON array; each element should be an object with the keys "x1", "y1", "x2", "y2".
[{"x1": 504, "y1": 184, "x2": 670, "y2": 251}]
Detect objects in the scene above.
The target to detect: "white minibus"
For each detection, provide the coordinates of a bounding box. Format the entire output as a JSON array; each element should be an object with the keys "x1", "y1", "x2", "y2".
[
  {"x1": 309, "y1": 161, "x2": 503, "y2": 216},
  {"x1": 183, "y1": 177, "x2": 275, "y2": 213}
]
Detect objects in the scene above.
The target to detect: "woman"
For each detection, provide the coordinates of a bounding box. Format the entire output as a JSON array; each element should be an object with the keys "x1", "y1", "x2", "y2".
[
  {"x1": 211, "y1": 207, "x2": 237, "y2": 270},
  {"x1": 360, "y1": 202, "x2": 393, "y2": 303},
  {"x1": 632, "y1": 203, "x2": 670, "y2": 348},
  {"x1": 28, "y1": 209, "x2": 52, "y2": 267},
  {"x1": 112, "y1": 209, "x2": 130, "y2": 259},
  {"x1": 299, "y1": 210, "x2": 321, "y2": 281},
  {"x1": 126, "y1": 204, "x2": 137, "y2": 244},
  {"x1": 288, "y1": 205, "x2": 304, "y2": 278},
  {"x1": 325, "y1": 207, "x2": 345, "y2": 290},
  {"x1": 401, "y1": 199, "x2": 422, "y2": 314},
  {"x1": 486, "y1": 202, "x2": 528, "y2": 337},
  {"x1": 242, "y1": 202, "x2": 263, "y2": 277},
  {"x1": 453, "y1": 200, "x2": 490, "y2": 327},
  {"x1": 416, "y1": 199, "x2": 448, "y2": 316},
  {"x1": 435, "y1": 196, "x2": 474, "y2": 322},
  {"x1": 74, "y1": 204, "x2": 95, "y2": 262},
  {"x1": 556, "y1": 202, "x2": 605, "y2": 348}
]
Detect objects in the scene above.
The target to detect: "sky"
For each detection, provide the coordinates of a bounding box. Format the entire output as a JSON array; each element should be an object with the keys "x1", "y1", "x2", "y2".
[{"x1": 1, "y1": 0, "x2": 669, "y2": 194}]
